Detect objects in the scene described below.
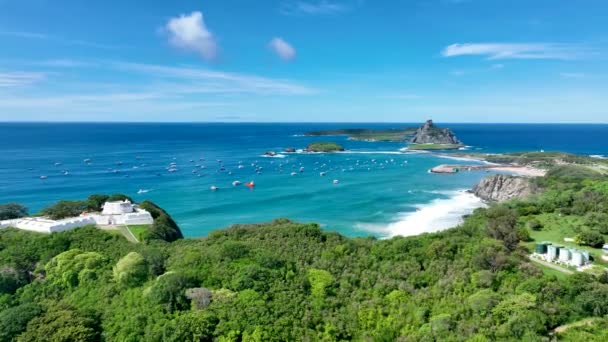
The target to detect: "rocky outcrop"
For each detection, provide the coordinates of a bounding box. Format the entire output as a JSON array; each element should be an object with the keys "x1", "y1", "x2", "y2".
[
  {"x1": 410, "y1": 120, "x2": 462, "y2": 145},
  {"x1": 472, "y1": 174, "x2": 536, "y2": 202}
]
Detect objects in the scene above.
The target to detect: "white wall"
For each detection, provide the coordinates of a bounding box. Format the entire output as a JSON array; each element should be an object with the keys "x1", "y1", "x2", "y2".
[{"x1": 1, "y1": 208, "x2": 153, "y2": 234}]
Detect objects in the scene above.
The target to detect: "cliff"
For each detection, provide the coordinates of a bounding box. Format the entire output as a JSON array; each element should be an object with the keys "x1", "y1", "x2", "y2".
[
  {"x1": 472, "y1": 174, "x2": 536, "y2": 202},
  {"x1": 410, "y1": 120, "x2": 462, "y2": 145}
]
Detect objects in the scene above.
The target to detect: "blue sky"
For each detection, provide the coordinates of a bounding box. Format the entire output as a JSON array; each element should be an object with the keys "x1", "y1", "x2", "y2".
[{"x1": 1, "y1": 0, "x2": 607, "y2": 122}]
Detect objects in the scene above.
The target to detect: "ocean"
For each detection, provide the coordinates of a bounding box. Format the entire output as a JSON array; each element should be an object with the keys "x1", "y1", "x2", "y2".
[{"x1": 1, "y1": 123, "x2": 606, "y2": 238}]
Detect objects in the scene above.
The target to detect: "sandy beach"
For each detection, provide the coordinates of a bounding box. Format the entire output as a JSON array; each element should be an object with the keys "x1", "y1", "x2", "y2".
[{"x1": 488, "y1": 166, "x2": 547, "y2": 177}]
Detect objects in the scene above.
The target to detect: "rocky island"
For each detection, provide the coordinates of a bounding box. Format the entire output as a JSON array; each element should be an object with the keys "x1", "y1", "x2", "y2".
[{"x1": 407, "y1": 120, "x2": 463, "y2": 150}]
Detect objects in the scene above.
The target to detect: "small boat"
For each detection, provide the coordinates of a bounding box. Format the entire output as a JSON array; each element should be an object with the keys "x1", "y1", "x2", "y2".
[
  {"x1": 210, "y1": 185, "x2": 219, "y2": 191},
  {"x1": 232, "y1": 180, "x2": 242, "y2": 186},
  {"x1": 83, "y1": 158, "x2": 91, "y2": 163},
  {"x1": 63, "y1": 171, "x2": 69, "y2": 175},
  {"x1": 245, "y1": 181, "x2": 255, "y2": 188},
  {"x1": 290, "y1": 172, "x2": 297, "y2": 176},
  {"x1": 40, "y1": 175, "x2": 48, "y2": 180},
  {"x1": 137, "y1": 189, "x2": 150, "y2": 194},
  {"x1": 333, "y1": 179, "x2": 339, "y2": 184},
  {"x1": 320, "y1": 172, "x2": 327, "y2": 177},
  {"x1": 238, "y1": 165, "x2": 245, "y2": 169}
]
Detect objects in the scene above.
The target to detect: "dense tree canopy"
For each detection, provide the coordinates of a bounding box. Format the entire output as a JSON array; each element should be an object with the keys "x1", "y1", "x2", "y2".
[{"x1": 1, "y1": 171, "x2": 608, "y2": 340}]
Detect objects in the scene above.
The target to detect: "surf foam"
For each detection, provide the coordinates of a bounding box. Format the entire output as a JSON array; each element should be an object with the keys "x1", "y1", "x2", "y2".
[{"x1": 359, "y1": 190, "x2": 486, "y2": 238}]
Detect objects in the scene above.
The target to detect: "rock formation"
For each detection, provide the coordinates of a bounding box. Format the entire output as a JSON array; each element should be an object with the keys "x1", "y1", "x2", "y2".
[
  {"x1": 410, "y1": 120, "x2": 462, "y2": 145},
  {"x1": 472, "y1": 174, "x2": 536, "y2": 202}
]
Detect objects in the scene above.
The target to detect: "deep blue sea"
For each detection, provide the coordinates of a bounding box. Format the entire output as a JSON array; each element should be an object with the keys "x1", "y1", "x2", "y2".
[{"x1": 1, "y1": 123, "x2": 607, "y2": 238}]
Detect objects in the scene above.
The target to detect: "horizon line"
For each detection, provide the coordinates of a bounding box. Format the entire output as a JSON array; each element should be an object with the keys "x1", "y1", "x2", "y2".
[{"x1": 1, "y1": 121, "x2": 608, "y2": 125}]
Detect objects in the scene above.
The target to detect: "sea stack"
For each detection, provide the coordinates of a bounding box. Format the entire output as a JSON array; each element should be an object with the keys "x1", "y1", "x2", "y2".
[{"x1": 410, "y1": 120, "x2": 462, "y2": 145}]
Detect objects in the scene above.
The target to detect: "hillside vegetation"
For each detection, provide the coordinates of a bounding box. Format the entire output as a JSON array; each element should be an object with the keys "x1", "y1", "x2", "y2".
[
  {"x1": 455, "y1": 151, "x2": 608, "y2": 172},
  {"x1": 304, "y1": 128, "x2": 416, "y2": 142},
  {"x1": 1, "y1": 168, "x2": 608, "y2": 340},
  {"x1": 306, "y1": 142, "x2": 345, "y2": 152}
]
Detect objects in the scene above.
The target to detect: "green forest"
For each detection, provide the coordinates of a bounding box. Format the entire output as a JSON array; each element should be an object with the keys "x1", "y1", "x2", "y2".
[{"x1": 2, "y1": 167, "x2": 608, "y2": 341}]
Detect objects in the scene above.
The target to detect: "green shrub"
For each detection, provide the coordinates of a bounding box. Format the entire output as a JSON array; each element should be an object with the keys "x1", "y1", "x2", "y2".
[{"x1": 0, "y1": 203, "x2": 28, "y2": 220}]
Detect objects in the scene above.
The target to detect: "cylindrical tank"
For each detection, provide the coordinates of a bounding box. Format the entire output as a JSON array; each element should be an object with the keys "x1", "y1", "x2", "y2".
[
  {"x1": 547, "y1": 245, "x2": 560, "y2": 260},
  {"x1": 572, "y1": 251, "x2": 584, "y2": 267},
  {"x1": 582, "y1": 251, "x2": 590, "y2": 262},
  {"x1": 535, "y1": 243, "x2": 548, "y2": 254},
  {"x1": 559, "y1": 248, "x2": 571, "y2": 262}
]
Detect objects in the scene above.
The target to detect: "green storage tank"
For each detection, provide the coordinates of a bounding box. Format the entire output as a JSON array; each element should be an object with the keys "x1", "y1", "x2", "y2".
[
  {"x1": 535, "y1": 243, "x2": 547, "y2": 254},
  {"x1": 535, "y1": 242, "x2": 551, "y2": 254}
]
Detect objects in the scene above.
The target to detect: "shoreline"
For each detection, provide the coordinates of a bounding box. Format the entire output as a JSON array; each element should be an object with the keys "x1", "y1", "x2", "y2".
[
  {"x1": 429, "y1": 152, "x2": 548, "y2": 177},
  {"x1": 429, "y1": 163, "x2": 547, "y2": 177}
]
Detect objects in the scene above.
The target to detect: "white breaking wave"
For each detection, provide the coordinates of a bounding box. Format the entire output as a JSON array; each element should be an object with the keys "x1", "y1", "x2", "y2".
[
  {"x1": 337, "y1": 151, "x2": 405, "y2": 155},
  {"x1": 590, "y1": 155, "x2": 606, "y2": 159},
  {"x1": 358, "y1": 190, "x2": 486, "y2": 238},
  {"x1": 260, "y1": 154, "x2": 287, "y2": 158},
  {"x1": 435, "y1": 154, "x2": 496, "y2": 165}
]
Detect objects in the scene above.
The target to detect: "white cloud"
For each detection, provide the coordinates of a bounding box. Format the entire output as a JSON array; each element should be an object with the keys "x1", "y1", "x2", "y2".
[
  {"x1": 269, "y1": 38, "x2": 296, "y2": 61},
  {"x1": 36, "y1": 59, "x2": 96, "y2": 68},
  {"x1": 0, "y1": 30, "x2": 120, "y2": 49},
  {"x1": 442, "y1": 43, "x2": 586, "y2": 60},
  {"x1": 112, "y1": 62, "x2": 315, "y2": 95},
  {"x1": 0, "y1": 71, "x2": 46, "y2": 87},
  {"x1": 280, "y1": 1, "x2": 351, "y2": 15},
  {"x1": 165, "y1": 11, "x2": 218, "y2": 60}
]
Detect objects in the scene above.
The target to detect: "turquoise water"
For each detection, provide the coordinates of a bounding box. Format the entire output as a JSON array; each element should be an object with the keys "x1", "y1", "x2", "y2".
[{"x1": 1, "y1": 123, "x2": 606, "y2": 237}]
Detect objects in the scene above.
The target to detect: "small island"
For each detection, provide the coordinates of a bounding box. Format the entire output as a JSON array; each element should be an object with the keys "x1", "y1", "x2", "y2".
[
  {"x1": 304, "y1": 128, "x2": 416, "y2": 142},
  {"x1": 407, "y1": 120, "x2": 464, "y2": 150},
  {"x1": 306, "y1": 142, "x2": 345, "y2": 152}
]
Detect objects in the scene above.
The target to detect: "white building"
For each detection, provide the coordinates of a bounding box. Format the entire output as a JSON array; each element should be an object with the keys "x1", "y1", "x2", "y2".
[{"x1": 0, "y1": 200, "x2": 153, "y2": 233}]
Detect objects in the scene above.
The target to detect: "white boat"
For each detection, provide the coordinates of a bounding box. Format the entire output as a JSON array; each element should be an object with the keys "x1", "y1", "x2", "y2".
[
  {"x1": 333, "y1": 179, "x2": 339, "y2": 184},
  {"x1": 232, "y1": 180, "x2": 242, "y2": 186},
  {"x1": 210, "y1": 185, "x2": 219, "y2": 191},
  {"x1": 40, "y1": 175, "x2": 48, "y2": 179},
  {"x1": 137, "y1": 189, "x2": 150, "y2": 194}
]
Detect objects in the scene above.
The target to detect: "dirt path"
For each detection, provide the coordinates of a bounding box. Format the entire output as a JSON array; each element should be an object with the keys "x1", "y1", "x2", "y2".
[
  {"x1": 529, "y1": 256, "x2": 574, "y2": 274},
  {"x1": 553, "y1": 318, "x2": 598, "y2": 334},
  {"x1": 114, "y1": 225, "x2": 139, "y2": 243}
]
